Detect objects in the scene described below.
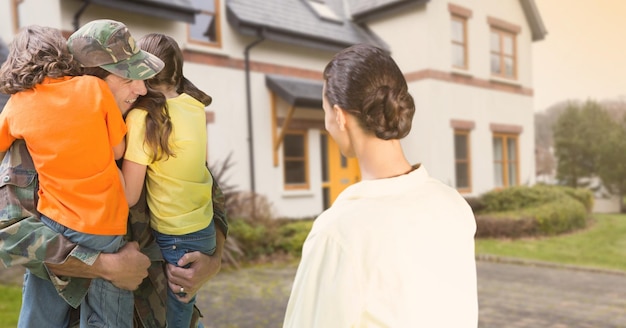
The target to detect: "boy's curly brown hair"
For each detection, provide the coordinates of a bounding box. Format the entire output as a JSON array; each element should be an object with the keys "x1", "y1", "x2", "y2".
[{"x1": 0, "y1": 25, "x2": 82, "y2": 94}]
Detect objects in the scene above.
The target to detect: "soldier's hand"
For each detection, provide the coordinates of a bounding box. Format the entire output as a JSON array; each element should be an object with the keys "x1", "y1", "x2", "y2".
[
  {"x1": 165, "y1": 230, "x2": 225, "y2": 302},
  {"x1": 98, "y1": 241, "x2": 150, "y2": 291}
]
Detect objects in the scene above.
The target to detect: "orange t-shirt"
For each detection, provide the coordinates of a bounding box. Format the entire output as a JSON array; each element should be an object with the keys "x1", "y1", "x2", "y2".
[{"x1": 0, "y1": 76, "x2": 128, "y2": 235}]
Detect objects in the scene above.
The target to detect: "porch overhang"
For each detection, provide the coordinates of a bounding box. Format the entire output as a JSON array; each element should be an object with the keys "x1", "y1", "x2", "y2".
[
  {"x1": 265, "y1": 75, "x2": 323, "y2": 109},
  {"x1": 80, "y1": 0, "x2": 199, "y2": 24},
  {"x1": 266, "y1": 75, "x2": 324, "y2": 166}
]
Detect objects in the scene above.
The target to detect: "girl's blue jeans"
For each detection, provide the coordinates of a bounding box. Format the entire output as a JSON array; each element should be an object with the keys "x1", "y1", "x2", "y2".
[{"x1": 154, "y1": 220, "x2": 216, "y2": 328}]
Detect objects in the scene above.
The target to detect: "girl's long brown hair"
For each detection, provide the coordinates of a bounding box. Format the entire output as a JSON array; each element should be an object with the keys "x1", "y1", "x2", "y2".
[{"x1": 134, "y1": 33, "x2": 212, "y2": 162}]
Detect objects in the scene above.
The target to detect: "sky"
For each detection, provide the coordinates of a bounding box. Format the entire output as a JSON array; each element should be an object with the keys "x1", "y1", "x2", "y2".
[{"x1": 532, "y1": 0, "x2": 626, "y2": 112}]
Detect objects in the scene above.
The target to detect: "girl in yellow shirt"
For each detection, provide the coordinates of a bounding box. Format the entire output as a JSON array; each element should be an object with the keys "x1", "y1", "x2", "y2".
[{"x1": 121, "y1": 33, "x2": 216, "y2": 328}]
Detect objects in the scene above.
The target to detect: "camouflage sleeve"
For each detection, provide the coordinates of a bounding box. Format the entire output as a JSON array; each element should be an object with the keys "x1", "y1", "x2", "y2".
[
  {"x1": 0, "y1": 215, "x2": 99, "y2": 277},
  {"x1": 211, "y1": 170, "x2": 229, "y2": 238}
]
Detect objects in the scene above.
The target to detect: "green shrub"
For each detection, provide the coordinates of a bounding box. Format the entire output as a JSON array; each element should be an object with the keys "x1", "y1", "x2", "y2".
[
  {"x1": 274, "y1": 219, "x2": 314, "y2": 257},
  {"x1": 474, "y1": 214, "x2": 537, "y2": 238},
  {"x1": 527, "y1": 198, "x2": 588, "y2": 234},
  {"x1": 561, "y1": 187, "x2": 594, "y2": 212},
  {"x1": 229, "y1": 218, "x2": 274, "y2": 260},
  {"x1": 227, "y1": 217, "x2": 314, "y2": 263},
  {"x1": 480, "y1": 184, "x2": 591, "y2": 213},
  {"x1": 475, "y1": 185, "x2": 591, "y2": 238}
]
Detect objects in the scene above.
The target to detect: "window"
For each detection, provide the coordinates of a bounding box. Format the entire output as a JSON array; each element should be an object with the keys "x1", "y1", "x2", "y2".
[
  {"x1": 307, "y1": 0, "x2": 342, "y2": 23},
  {"x1": 490, "y1": 29, "x2": 516, "y2": 78},
  {"x1": 451, "y1": 16, "x2": 468, "y2": 69},
  {"x1": 449, "y1": 4, "x2": 472, "y2": 70},
  {"x1": 488, "y1": 17, "x2": 520, "y2": 79},
  {"x1": 454, "y1": 129, "x2": 471, "y2": 192},
  {"x1": 283, "y1": 131, "x2": 309, "y2": 189},
  {"x1": 189, "y1": 0, "x2": 220, "y2": 46},
  {"x1": 493, "y1": 133, "x2": 519, "y2": 188}
]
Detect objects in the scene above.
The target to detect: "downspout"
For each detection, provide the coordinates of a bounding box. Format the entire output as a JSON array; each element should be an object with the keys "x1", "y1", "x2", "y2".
[
  {"x1": 11, "y1": 0, "x2": 25, "y2": 34},
  {"x1": 72, "y1": 1, "x2": 90, "y2": 31},
  {"x1": 244, "y1": 31, "x2": 265, "y2": 204}
]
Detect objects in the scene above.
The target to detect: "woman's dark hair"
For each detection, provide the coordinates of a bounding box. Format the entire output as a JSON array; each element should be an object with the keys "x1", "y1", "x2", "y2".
[{"x1": 323, "y1": 43, "x2": 415, "y2": 140}]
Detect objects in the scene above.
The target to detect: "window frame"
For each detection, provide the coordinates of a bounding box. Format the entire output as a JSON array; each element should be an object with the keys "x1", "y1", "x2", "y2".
[
  {"x1": 451, "y1": 15, "x2": 469, "y2": 70},
  {"x1": 490, "y1": 28, "x2": 517, "y2": 79},
  {"x1": 488, "y1": 17, "x2": 520, "y2": 80},
  {"x1": 448, "y1": 4, "x2": 472, "y2": 70},
  {"x1": 282, "y1": 130, "x2": 310, "y2": 190},
  {"x1": 187, "y1": 0, "x2": 222, "y2": 48},
  {"x1": 492, "y1": 133, "x2": 520, "y2": 188},
  {"x1": 454, "y1": 129, "x2": 472, "y2": 193}
]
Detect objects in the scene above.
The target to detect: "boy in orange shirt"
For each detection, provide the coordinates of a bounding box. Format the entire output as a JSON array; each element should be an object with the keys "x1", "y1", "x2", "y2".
[{"x1": 0, "y1": 24, "x2": 162, "y2": 327}]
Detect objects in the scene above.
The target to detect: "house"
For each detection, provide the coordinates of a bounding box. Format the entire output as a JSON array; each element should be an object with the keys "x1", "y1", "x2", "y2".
[
  {"x1": 0, "y1": 0, "x2": 546, "y2": 218},
  {"x1": 0, "y1": 38, "x2": 8, "y2": 109}
]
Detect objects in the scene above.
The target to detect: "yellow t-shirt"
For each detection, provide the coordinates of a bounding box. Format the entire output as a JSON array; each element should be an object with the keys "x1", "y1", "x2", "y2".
[{"x1": 124, "y1": 93, "x2": 213, "y2": 235}]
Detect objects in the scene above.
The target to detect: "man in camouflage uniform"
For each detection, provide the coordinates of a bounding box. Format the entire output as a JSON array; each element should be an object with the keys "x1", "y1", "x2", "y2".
[
  {"x1": 0, "y1": 140, "x2": 228, "y2": 327},
  {"x1": 0, "y1": 20, "x2": 228, "y2": 328}
]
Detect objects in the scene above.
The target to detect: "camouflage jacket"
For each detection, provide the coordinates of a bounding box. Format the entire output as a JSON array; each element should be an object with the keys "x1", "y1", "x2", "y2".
[{"x1": 0, "y1": 139, "x2": 229, "y2": 327}]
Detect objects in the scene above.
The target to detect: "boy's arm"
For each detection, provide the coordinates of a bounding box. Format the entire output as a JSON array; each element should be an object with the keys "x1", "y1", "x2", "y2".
[{"x1": 113, "y1": 139, "x2": 125, "y2": 160}]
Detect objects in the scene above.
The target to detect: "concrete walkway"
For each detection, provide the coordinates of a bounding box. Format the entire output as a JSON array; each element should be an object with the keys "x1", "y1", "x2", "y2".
[
  {"x1": 196, "y1": 260, "x2": 626, "y2": 328},
  {"x1": 2, "y1": 258, "x2": 625, "y2": 327}
]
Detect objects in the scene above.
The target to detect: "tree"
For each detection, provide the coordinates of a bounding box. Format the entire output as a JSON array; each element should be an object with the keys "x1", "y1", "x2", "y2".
[
  {"x1": 597, "y1": 115, "x2": 626, "y2": 212},
  {"x1": 535, "y1": 100, "x2": 570, "y2": 149},
  {"x1": 553, "y1": 100, "x2": 614, "y2": 187},
  {"x1": 534, "y1": 101, "x2": 569, "y2": 180}
]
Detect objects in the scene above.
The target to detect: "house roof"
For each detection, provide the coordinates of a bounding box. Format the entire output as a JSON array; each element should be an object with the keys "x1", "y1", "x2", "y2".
[
  {"x1": 226, "y1": 0, "x2": 390, "y2": 52},
  {"x1": 80, "y1": 0, "x2": 199, "y2": 24},
  {"x1": 520, "y1": 0, "x2": 548, "y2": 41},
  {"x1": 349, "y1": 0, "x2": 430, "y2": 22},
  {"x1": 226, "y1": 0, "x2": 546, "y2": 52},
  {"x1": 266, "y1": 75, "x2": 323, "y2": 109}
]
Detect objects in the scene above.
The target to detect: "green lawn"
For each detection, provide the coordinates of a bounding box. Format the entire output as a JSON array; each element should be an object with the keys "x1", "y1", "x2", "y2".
[
  {"x1": 0, "y1": 284, "x2": 21, "y2": 328},
  {"x1": 475, "y1": 213, "x2": 626, "y2": 272}
]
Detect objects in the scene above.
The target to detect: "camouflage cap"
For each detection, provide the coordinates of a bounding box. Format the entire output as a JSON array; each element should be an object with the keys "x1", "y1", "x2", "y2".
[{"x1": 67, "y1": 19, "x2": 164, "y2": 80}]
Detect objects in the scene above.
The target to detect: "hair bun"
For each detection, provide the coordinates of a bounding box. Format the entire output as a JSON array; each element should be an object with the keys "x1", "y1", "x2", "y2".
[{"x1": 362, "y1": 86, "x2": 415, "y2": 140}]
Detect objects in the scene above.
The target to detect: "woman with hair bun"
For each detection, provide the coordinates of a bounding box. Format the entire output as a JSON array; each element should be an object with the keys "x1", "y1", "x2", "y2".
[{"x1": 283, "y1": 43, "x2": 478, "y2": 328}]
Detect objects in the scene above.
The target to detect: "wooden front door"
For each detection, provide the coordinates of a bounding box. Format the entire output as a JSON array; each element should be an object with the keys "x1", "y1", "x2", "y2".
[{"x1": 320, "y1": 132, "x2": 360, "y2": 209}]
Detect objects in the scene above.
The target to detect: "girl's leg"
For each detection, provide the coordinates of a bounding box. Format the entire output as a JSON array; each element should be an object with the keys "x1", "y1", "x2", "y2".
[{"x1": 155, "y1": 220, "x2": 217, "y2": 327}]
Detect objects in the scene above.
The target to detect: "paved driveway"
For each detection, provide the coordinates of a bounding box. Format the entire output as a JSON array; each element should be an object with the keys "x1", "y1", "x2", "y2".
[
  {"x1": 196, "y1": 260, "x2": 626, "y2": 328},
  {"x1": 477, "y1": 261, "x2": 626, "y2": 328}
]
